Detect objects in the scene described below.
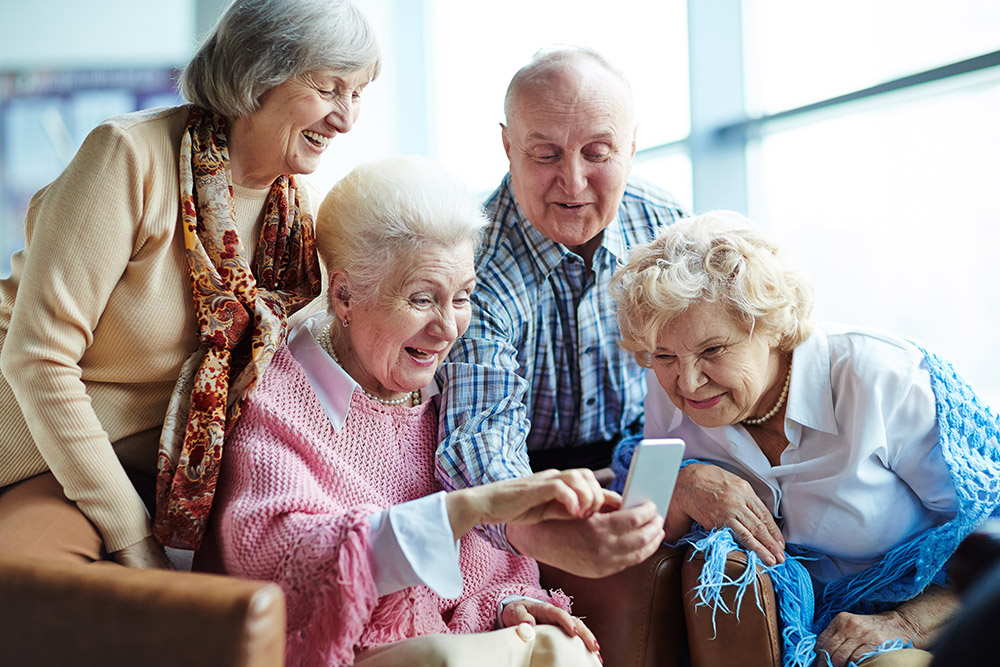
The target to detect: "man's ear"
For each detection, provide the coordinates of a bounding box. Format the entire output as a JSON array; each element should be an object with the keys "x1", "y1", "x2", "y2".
[
  {"x1": 328, "y1": 271, "x2": 353, "y2": 323},
  {"x1": 501, "y1": 122, "x2": 512, "y2": 160}
]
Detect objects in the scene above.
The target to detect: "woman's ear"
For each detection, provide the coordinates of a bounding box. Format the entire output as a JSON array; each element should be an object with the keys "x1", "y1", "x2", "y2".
[{"x1": 328, "y1": 271, "x2": 353, "y2": 324}]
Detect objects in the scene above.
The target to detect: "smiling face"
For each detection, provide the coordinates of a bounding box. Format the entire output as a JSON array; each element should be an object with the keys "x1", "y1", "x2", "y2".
[
  {"x1": 651, "y1": 300, "x2": 786, "y2": 428},
  {"x1": 228, "y1": 68, "x2": 371, "y2": 188},
  {"x1": 502, "y1": 61, "x2": 635, "y2": 263},
  {"x1": 335, "y1": 240, "x2": 476, "y2": 399}
]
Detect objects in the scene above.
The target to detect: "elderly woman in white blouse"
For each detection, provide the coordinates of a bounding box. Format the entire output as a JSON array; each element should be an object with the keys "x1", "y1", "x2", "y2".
[{"x1": 610, "y1": 212, "x2": 1000, "y2": 667}]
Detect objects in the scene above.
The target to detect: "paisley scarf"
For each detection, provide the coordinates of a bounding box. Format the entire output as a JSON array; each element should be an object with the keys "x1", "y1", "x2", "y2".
[{"x1": 154, "y1": 107, "x2": 322, "y2": 549}]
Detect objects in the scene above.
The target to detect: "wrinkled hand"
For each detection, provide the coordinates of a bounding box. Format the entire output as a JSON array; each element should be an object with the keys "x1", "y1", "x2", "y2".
[
  {"x1": 502, "y1": 598, "x2": 601, "y2": 655},
  {"x1": 447, "y1": 469, "x2": 610, "y2": 539},
  {"x1": 670, "y1": 463, "x2": 785, "y2": 565},
  {"x1": 506, "y1": 496, "x2": 665, "y2": 578},
  {"x1": 816, "y1": 586, "x2": 957, "y2": 666},
  {"x1": 815, "y1": 610, "x2": 918, "y2": 667},
  {"x1": 111, "y1": 535, "x2": 175, "y2": 570}
]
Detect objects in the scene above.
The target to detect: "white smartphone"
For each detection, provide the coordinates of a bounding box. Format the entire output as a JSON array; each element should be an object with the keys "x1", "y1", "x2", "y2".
[{"x1": 621, "y1": 438, "x2": 686, "y2": 518}]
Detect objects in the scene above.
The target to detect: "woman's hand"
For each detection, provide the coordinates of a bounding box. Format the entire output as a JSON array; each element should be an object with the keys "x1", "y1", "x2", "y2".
[
  {"x1": 671, "y1": 463, "x2": 786, "y2": 565},
  {"x1": 815, "y1": 586, "x2": 957, "y2": 667},
  {"x1": 111, "y1": 535, "x2": 175, "y2": 570},
  {"x1": 502, "y1": 598, "x2": 601, "y2": 656},
  {"x1": 446, "y1": 469, "x2": 614, "y2": 539},
  {"x1": 815, "y1": 610, "x2": 918, "y2": 667}
]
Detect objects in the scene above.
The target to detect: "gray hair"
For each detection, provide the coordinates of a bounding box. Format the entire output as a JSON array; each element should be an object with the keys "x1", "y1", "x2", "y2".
[
  {"x1": 503, "y1": 45, "x2": 636, "y2": 133},
  {"x1": 611, "y1": 211, "x2": 815, "y2": 366},
  {"x1": 180, "y1": 0, "x2": 381, "y2": 118},
  {"x1": 315, "y1": 155, "x2": 489, "y2": 305}
]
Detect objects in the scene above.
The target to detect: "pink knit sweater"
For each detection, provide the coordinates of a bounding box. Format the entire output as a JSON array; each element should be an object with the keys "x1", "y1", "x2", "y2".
[{"x1": 216, "y1": 347, "x2": 568, "y2": 666}]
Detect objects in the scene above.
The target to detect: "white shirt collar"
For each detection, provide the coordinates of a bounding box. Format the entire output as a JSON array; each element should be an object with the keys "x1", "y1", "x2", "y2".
[
  {"x1": 785, "y1": 326, "x2": 838, "y2": 436},
  {"x1": 286, "y1": 313, "x2": 441, "y2": 432}
]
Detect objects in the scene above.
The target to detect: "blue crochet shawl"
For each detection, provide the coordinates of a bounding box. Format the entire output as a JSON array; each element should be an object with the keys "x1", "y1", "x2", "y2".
[{"x1": 612, "y1": 346, "x2": 1000, "y2": 667}]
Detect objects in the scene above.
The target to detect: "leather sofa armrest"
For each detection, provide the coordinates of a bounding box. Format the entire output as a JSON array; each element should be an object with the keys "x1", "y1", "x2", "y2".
[
  {"x1": 0, "y1": 556, "x2": 286, "y2": 667},
  {"x1": 539, "y1": 544, "x2": 687, "y2": 667},
  {"x1": 682, "y1": 547, "x2": 781, "y2": 667}
]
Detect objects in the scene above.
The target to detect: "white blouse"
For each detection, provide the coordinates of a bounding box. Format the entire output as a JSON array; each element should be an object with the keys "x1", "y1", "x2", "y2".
[{"x1": 644, "y1": 322, "x2": 958, "y2": 582}]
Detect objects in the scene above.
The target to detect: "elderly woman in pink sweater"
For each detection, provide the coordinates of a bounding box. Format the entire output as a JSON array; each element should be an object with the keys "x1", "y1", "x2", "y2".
[{"x1": 214, "y1": 156, "x2": 608, "y2": 667}]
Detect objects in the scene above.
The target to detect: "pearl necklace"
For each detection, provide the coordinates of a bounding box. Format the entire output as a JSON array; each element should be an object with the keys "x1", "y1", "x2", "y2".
[
  {"x1": 742, "y1": 364, "x2": 792, "y2": 426},
  {"x1": 316, "y1": 322, "x2": 420, "y2": 407}
]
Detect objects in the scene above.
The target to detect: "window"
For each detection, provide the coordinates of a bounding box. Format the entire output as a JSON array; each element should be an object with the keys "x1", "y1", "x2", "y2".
[
  {"x1": 428, "y1": 0, "x2": 690, "y2": 197},
  {"x1": 744, "y1": 0, "x2": 1000, "y2": 114},
  {"x1": 737, "y1": 0, "x2": 1000, "y2": 404}
]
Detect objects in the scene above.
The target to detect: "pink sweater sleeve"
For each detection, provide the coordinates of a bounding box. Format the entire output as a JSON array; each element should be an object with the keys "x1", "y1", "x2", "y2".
[
  {"x1": 446, "y1": 535, "x2": 573, "y2": 634},
  {"x1": 217, "y1": 397, "x2": 380, "y2": 666}
]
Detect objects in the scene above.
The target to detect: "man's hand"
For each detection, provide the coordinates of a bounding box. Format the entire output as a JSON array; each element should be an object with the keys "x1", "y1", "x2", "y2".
[
  {"x1": 506, "y1": 497, "x2": 665, "y2": 578},
  {"x1": 670, "y1": 463, "x2": 785, "y2": 565},
  {"x1": 111, "y1": 535, "x2": 175, "y2": 569}
]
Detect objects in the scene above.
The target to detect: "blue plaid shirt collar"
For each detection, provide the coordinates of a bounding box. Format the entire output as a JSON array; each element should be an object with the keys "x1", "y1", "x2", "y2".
[{"x1": 500, "y1": 173, "x2": 630, "y2": 277}]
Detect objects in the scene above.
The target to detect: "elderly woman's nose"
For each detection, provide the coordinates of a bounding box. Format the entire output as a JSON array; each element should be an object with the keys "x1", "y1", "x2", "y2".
[
  {"x1": 327, "y1": 98, "x2": 356, "y2": 133},
  {"x1": 430, "y1": 306, "x2": 460, "y2": 339},
  {"x1": 677, "y1": 360, "x2": 705, "y2": 393}
]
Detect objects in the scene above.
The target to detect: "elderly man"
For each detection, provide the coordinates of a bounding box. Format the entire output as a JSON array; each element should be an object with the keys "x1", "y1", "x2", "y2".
[{"x1": 436, "y1": 46, "x2": 685, "y2": 577}]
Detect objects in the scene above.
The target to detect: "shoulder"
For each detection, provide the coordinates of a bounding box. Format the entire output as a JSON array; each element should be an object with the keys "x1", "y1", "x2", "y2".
[
  {"x1": 228, "y1": 346, "x2": 332, "y2": 462},
  {"x1": 480, "y1": 176, "x2": 525, "y2": 264},
  {"x1": 99, "y1": 105, "x2": 188, "y2": 132},
  {"x1": 476, "y1": 177, "x2": 538, "y2": 301},
  {"x1": 815, "y1": 323, "x2": 930, "y2": 410},
  {"x1": 61, "y1": 106, "x2": 188, "y2": 187},
  {"x1": 243, "y1": 346, "x2": 316, "y2": 417},
  {"x1": 85, "y1": 106, "x2": 188, "y2": 153},
  {"x1": 618, "y1": 174, "x2": 688, "y2": 243},
  {"x1": 821, "y1": 323, "x2": 925, "y2": 379},
  {"x1": 621, "y1": 175, "x2": 687, "y2": 218}
]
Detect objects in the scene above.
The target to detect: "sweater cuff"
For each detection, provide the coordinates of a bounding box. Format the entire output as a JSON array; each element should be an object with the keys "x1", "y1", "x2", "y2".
[{"x1": 82, "y1": 483, "x2": 153, "y2": 553}]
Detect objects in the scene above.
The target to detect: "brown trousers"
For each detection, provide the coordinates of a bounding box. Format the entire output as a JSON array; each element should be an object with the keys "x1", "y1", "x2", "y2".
[{"x1": 0, "y1": 471, "x2": 110, "y2": 564}]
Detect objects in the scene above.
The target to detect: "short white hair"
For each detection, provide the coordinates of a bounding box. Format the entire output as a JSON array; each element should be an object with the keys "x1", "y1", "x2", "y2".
[
  {"x1": 316, "y1": 156, "x2": 488, "y2": 304},
  {"x1": 181, "y1": 0, "x2": 381, "y2": 118},
  {"x1": 612, "y1": 211, "x2": 815, "y2": 364}
]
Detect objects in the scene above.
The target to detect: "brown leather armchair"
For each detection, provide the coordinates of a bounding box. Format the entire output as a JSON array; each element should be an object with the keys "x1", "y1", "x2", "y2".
[
  {"x1": 681, "y1": 547, "x2": 781, "y2": 667},
  {"x1": 0, "y1": 543, "x2": 689, "y2": 667},
  {"x1": 0, "y1": 556, "x2": 286, "y2": 667},
  {"x1": 539, "y1": 544, "x2": 688, "y2": 667}
]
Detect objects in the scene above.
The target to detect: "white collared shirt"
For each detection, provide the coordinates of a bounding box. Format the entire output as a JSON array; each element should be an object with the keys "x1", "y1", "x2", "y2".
[{"x1": 644, "y1": 322, "x2": 959, "y2": 582}]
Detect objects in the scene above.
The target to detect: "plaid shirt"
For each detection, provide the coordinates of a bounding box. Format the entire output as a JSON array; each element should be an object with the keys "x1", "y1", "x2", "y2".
[{"x1": 435, "y1": 172, "x2": 686, "y2": 550}]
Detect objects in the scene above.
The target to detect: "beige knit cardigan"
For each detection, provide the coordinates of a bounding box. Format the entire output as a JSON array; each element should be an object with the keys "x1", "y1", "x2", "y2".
[{"x1": 0, "y1": 105, "x2": 274, "y2": 552}]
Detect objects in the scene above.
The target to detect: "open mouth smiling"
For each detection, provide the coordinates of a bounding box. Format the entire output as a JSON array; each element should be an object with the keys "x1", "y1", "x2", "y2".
[{"x1": 302, "y1": 130, "x2": 331, "y2": 148}]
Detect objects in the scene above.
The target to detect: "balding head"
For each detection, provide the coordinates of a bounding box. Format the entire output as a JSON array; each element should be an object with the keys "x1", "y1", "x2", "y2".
[{"x1": 503, "y1": 45, "x2": 636, "y2": 135}]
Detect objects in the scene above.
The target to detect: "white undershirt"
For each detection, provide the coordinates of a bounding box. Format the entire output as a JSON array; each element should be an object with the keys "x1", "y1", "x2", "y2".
[{"x1": 644, "y1": 322, "x2": 958, "y2": 582}]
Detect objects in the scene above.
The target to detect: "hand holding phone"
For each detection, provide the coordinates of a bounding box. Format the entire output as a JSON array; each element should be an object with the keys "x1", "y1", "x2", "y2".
[{"x1": 621, "y1": 438, "x2": 685, "y2": 518}]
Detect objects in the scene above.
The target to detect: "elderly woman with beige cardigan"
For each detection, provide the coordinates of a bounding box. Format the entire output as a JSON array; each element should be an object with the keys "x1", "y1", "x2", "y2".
[{"x1": 0, "y1": 0, "x2": 379, "y2": 569}]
